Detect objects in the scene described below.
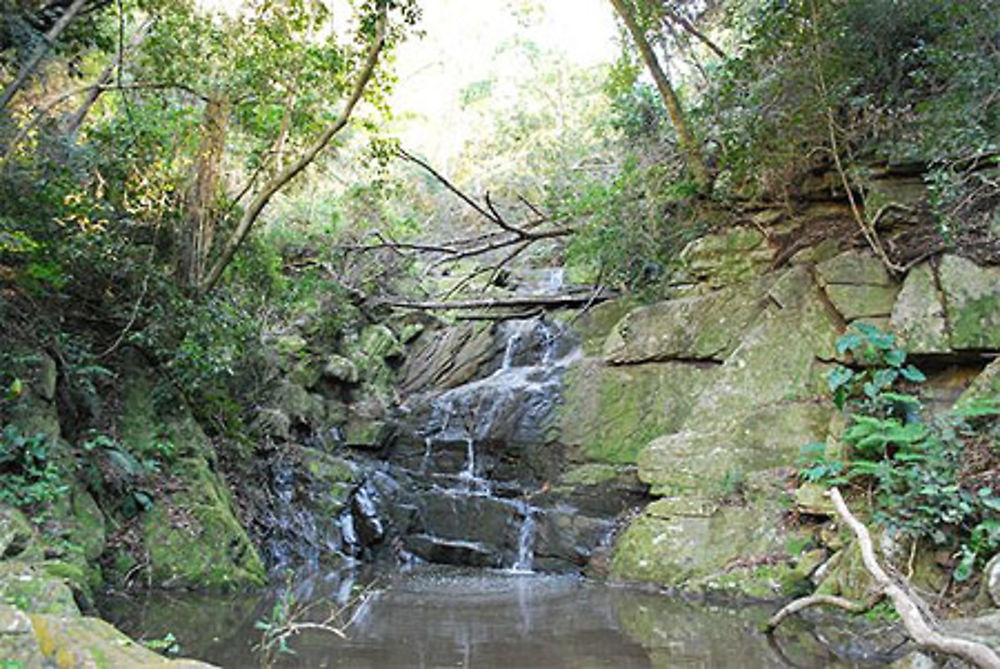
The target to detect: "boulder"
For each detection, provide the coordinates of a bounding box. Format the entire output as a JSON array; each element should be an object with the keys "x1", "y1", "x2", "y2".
[
  {"x1": 0, "y1": 604, "x2": 44, "y2": 668},
  {"x1": 956, "y1": 357, "x2": 1000, "y2": 410},
  {"x1": 322, "y1": 354, "x2": 359, "y2": 384},
  {"x1": 143, "y1": 457, "x2": 265, "y2": 591},
  {"x1": 602, "y1": 281, "x2": 766, "y2": 364},
  {"x1": 815, "y1": 250, "x2": 899, "y2": 322},
  {"x1": 937, "y1": 254, "x2": 1000, "y2": 350},
  {"x1": 28, "y1": 611, "x2": 215, "y2": 667},
  {"x1": 890, "y1": 262, "x2": 950, "y2": 354},
  {"x1": 816, "y1": 250, "x2": 893, "y2": 286},
  {"x1": 0, "y1": 561, "x2": 80, "y2": 617},
  {"x1": 611, "y1": 476, "x2": 811, "y2": 598},
  {"x1": 638, "y1": 402, "x2": 831, "y2": 497},
  {"x1": 0, "y1": 506, "x2": 35, "y2": 560}
]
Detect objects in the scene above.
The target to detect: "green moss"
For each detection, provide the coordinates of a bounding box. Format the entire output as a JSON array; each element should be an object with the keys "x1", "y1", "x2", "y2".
[
  {"x1": 143, "y1": 457, "x2": 265, "y2": 591},
  {"x1": 560, "y1": 464, "x2": 622, "y2": 486},
  {"x1": 559, "y1": 359, "x2": 711, "y2": 465}
]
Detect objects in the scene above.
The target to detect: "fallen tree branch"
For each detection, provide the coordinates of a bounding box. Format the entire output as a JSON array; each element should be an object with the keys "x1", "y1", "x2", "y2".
[
  {"x1": 768, "y1": 489, "x2": 1000, "y2": 667},
  {"x1": 376, "y1": 290, "x2": 617, "y2": 311},
  {"x1": 765, "y1": 593, "x2": 883, "y2": 633}
]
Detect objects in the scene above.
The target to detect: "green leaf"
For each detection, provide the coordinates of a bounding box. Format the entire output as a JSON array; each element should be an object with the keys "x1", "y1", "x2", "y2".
[
  {"x1": 836, "y1": 332, "x2": 862, "y2": 355},
  {"x1": 884, "y1": 348, "x2": 906, "y2": 367},
  {"x1": 900, "y1": 365, "x2": 926, "y2": 382}
]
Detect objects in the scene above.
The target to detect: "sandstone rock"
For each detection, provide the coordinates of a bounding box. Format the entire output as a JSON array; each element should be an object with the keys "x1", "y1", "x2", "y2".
[
  {"x1": 602, "y1": 281, "x2": 765, "y2": 364},
  {"x1": 0, "y1": 506, "x2": 35, "y2": 560},
  {"x1": 938, "y1": 254, "x2": 1000, "y2": 350},
  {"x1": 816, "y1": 249, "x2": 893, "y2": 286},
  {"x1": 399, "y1": 322, "x2": 495, "y2": 395},
  {"x1": 890, "y1": 262, "x2": 950, "y2": 354},
  {"x1": 679, "y1": 227, "x2": 772, "y2": 288},
  {"x1": 825, "y1": 284, "x2": 899, "y2": 320},
  {"x1": 638, "y1": 402, "x2": 831, "y2": 497},
  {"x1": 28, "y1": 612, "x2": 215, "y2": 667},
  {"x1": 0, "y1": 604, "x2": 44, "y2": 668},
  {"x1": 559, "y1": 358, "x2": 714, "y2": 464},
  {"x1": 0, "y1": 562, "x2": 79, "y2": 617},
  {"x1": 342, "y1": 417, "x2": 392, "y2": 450},
  {"x1": 957, "y1": 358, "x2": 1000, "y2": 409}
]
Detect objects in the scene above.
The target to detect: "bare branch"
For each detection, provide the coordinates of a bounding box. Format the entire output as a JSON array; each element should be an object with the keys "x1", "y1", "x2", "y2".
[
  {"x1": 376, "y1": 290, "x2": 617, "y2": 311},
  {"x1": 828, "y1": 488, "x2": 1000, "y2": 668}
]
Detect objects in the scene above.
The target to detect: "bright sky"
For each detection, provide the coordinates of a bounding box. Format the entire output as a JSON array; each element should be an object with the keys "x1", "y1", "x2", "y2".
[{"x1": 389, "y1": 0, "x2": 619, "y2": 165}]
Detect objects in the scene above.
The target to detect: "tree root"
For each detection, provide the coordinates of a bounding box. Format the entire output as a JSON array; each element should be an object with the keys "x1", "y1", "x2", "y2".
[{"x1": 767, "y1": 488, "x2": 1000, "y2": 669}]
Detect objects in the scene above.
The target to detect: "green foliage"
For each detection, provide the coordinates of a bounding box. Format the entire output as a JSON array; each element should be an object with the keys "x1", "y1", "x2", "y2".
[
  {"x1": 141, "y1": 632, "x2": 181, "y2": 656},
  {"x1": 0, "y1": 426, "x2": 67, "y2": 513},
  {"x1": 801, "y1": 324, "x2": 1000, "y2": 580}
]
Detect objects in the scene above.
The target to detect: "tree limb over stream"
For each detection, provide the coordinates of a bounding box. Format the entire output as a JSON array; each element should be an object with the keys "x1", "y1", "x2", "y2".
[{"x1": 766, "y1": 488, "x2": 1000, "y2": 669}]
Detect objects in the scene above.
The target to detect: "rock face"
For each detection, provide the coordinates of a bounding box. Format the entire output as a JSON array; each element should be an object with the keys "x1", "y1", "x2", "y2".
[{"x1": 544, "y1": 244, "x2": 1000, "y2": 598}]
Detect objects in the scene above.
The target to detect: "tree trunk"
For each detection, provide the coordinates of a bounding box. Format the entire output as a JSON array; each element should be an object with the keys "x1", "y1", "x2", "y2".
[
  {"x1": 609, "y1": 0, "x2": 709, "y2": 191},
  {"x1": 178, "y1": 95, "x2": 230, "y2": 288},
  {"x1": 198, "y1": 9, "x2": 388, "y2": 295},
  {"x1": 0, "y1": 0, "x2": 89, "y2": 110},
  {"x1": 65, "y1": 20, "x2": 151, "y2": 137}
]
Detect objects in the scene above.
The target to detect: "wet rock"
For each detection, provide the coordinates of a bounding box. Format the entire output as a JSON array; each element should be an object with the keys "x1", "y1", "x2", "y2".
[
  {"x1": 404, "y1": 535, "x2": 500, "y2": 568},
  {"x1": 416, "y1": 490, "x2": 520, "y2": 556},
  {"x1": 532, "y1": 509, "x2": 614, "y2": 570},
  {"x1": 399, "y1": 321, "x2": 496, "y2": 394},
  {"x1": 551, "y1": 464, "x2": 649, "y2": 516},
  {"x1": 343, "y1": 416, "x2": 392, "y2": 450},
  {"x1": 890, "y1": 262, "x2": 950, "y2": 354},
  {"x1": 937, "y1": 254, "x2": 1000, "y2": 350}
]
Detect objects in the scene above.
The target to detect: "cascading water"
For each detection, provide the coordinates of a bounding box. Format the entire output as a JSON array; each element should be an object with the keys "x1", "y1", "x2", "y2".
[{"x1": 405, "y1": 317, "x2": 580, "y2": 570}]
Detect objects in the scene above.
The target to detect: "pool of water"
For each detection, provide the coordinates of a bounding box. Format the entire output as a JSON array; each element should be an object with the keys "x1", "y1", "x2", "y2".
[{"x1": 99, "y1": 567, "x2": 892, "y2": 668}]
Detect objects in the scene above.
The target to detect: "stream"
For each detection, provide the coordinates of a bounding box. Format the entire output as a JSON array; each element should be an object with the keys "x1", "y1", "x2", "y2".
[{"x1": 99, "y1": 566, "x2": 870, "y2": 668}]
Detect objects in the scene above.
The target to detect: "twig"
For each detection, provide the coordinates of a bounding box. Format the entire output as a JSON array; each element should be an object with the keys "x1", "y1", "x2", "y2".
[{"x1": 377, "y1": 291, "x2": 617, "y2": 311}]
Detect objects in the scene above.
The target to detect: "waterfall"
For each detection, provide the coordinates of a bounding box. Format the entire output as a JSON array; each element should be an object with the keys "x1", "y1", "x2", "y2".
[{"x1": 511, "y1": 504, "x2": 536, "y2": 573}]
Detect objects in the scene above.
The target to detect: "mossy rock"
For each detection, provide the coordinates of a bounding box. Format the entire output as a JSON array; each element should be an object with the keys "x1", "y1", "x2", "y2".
[
  {"x1": 956, "y1": 357, "x2": 1000, "y2": 410},
  {"x1": 890, "y1": 262, "x2": 950, "y2": 354},
  {"x1": 0, "y1": 506, "x2": 37, "y2": 560},
  {"x1": 938, "y1": 254, "x2": 1000, "y2": 350},
  {"x1": 0, "y1": 604, "x2": 45, "y2": 668},
  {"x1": 28, "y1": 611, "x2": 215, "y2": 668},
  {"x1": 611, "y1": 479, "x2": 807, "y2": 596},
  {"x1": 559, "y1": 358, "x2": 714, "y2": 465},
  {"x1": 554, "y1": 299, "x2": 636, "y2": 357},
  {"x1": 638, "y1": 402, "x2": 831, "y2": 497},
  {"x1": 121, "y1": 352, "x2": 213, "y2": 463},
  {"x1": 143, "y1": 457, "x2": 265, "y2": 591},
  {"x1": 602, "y1": 281, "x2": 766, "y2": 364},
  {"x1": 679, "y1": 227, "x2": 772, "y2": 288},
  {"x1": 0, "y1": 561, "x2": 80, "y2": 617}
]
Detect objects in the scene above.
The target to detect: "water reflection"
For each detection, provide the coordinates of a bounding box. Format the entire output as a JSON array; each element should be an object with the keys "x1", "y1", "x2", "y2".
[{"x1": 100, "y1": 567, "x2": 867, "y2": 668}]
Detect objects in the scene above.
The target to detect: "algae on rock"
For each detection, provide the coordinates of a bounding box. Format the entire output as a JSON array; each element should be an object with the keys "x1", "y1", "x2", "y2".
[{"x1": 143, "y1": 457, "x2": 265, "y2": 591}]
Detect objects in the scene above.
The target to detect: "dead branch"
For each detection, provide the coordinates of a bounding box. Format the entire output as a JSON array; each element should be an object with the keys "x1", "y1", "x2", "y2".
[
  {"x1": 376, "y1": 290, "x2": 617, "y2": 312},
  {"x1": 765, "y1": 593, "x2": 884, "y2": 633},
  {"x1": 767, "y1": 488, "x2": 1000, "y2": 668}
]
